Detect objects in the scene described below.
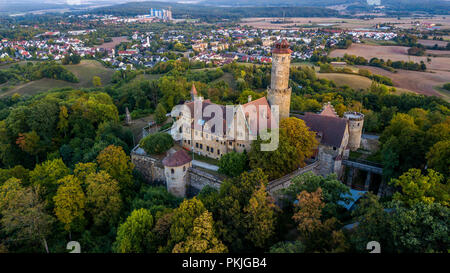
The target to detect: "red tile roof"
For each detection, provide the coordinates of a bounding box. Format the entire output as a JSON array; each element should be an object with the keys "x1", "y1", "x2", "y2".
[
  {"x1": 320, "y1": 102, "x2": 338, "y2": 117},
  {"x1": 272, "y1": 39, "x2": 293, "y2": 54},
  {"x1": 191, "y1": 83, "x2": 198, "y2": 96},
  {"x1": 162, "y1": 149, "x2": 192, "y2": 167}
]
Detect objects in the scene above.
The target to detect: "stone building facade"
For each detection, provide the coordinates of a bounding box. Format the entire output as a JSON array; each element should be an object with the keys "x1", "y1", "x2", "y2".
[
  {"x1": 296, "y1": 103, "x2": 364, "y2": 177},
  {"x1": 171, "y1": 84, "x2": 274, "y2": 160}
]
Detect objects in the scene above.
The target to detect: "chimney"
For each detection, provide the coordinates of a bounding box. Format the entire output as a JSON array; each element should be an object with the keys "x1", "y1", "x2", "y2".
[{"x1": 248, "y1": 95, "x2": 252, "y2": 102}]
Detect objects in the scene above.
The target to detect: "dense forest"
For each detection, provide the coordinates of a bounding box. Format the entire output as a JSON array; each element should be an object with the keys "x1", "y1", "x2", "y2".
[
  {"x1": 91, "y1": 2, "x2": 339, "y2": 21},
  {"x1": 0, "y1": 55, "x2": 448, "y2": 253}
]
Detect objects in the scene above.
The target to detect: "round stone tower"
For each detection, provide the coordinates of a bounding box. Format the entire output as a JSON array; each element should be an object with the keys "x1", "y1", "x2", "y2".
[
  {"x1": 267, "y1": 39, "x2": 293, "y2": 121},
  {"x1": 162, "y1": 149, "x2": 192, "y2": 198},
  {"x1": 344, "y1": 112, "x2": 364, "y2": 151}
]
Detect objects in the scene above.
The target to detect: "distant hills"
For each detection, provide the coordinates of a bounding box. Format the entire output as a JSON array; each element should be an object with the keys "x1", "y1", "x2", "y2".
[{"x1": 1, "y1": 0, "x2": 449, "y2": 16}]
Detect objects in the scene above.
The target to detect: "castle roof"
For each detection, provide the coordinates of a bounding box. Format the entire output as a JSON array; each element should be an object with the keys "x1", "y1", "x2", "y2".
[
  {"x1": 320, "y1": 102, "x2": 338, "y2": 118},
  {"x1": 162, "y1": 149, "x2": 192, "y2": 167},
  {"x1": 191, "y1": 83, "x2": 198, "y2": 96},
  {"x1": 183, "y1": 97, "x2": 275, "y2": 137},
  {"x1": 241, "y1": 97, "x2": 275, "y2": 136},
  {"x1": 272, "y1": 39, "x2": 293, "y2": 54},
  {"x1": 296, "y1": 112, "x2": 347, "y2": 148}
]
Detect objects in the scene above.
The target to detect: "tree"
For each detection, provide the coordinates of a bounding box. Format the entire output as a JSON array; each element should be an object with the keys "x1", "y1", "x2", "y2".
[
  {"x1": 390, "y1": 168, "x2": 448, "y2": 207},
  {"x1": 292, "y1": 188, "x2": 348, "y2": 252},
  {"x1": 139, "y1": 132, "x2": 174, "y2": 155},
  {"x1": 131, "y1": 185, "x2": 181, "y2": 215},
  {"x1": 380, "y1": 113, "x2": 426, "y2": 179},
  {"x1": 218, "y1": 151, "x2": 248, "y2": 177},
  {"x1": 426, "y1": 140, "x2": 450, "y2": 177},
  {"x1": 172, "y1": 211, "x2": 227, "y2": 253},
  {"x1": 389, "y1": 201, "x2": 449, "y2": 253},
  {"x1": 269, "y1": 241, "x2": 305, "y2": 253},
  {"x1": 53, "y1": 175, "x2": 86, "y2": 232},
  {"x1": 238, "y1": 89, "x2": 264, "y2": 104},
  {"x1": 114, "y1": 208, "x2": 155, "y2": 253},
  {"x1": 243, "y1": 184, "x2": 277, "y2": 248},
  {"x1": 168, "y1": 197, "x2": 206, "y2": 250},
  {"x1": 0, "y1": 178, "x2": 53, "y2": 253},
  {"x1": 92, "y1": 76, "x2": 102, "y2": 87},
  {"x1": 85, "y1": 171, "x2": 122, "y2": 228},
  {"x1": 29, "y1": 158, "x2": 70, "y2": 205},
  {"x1": 73, "y1": 162, "x2": 98, "y2": 183},
  {"x1": 155, "y1": 103, "x2": 167, "y2": 125},
  {"x1": 16, "y1": 131, "x2": 41, "y2": 162},
  {"x1": 96, "y1": 145, "x2": 134, "y2": 198},
  {"x1": 57, "y1": 106, "x2": 69, "y2": 136},
  {"x1": 212, "y1": 169, "x2": 274, "y2": 252},
  {"x1": 349, "y1": 193, "x2": 393, "y2": 252},
  {"x1": 249, "y1": 117, "x2": 318, "y2": 180},
  {"x1": 280, "y1": 172, "x2": 351, "y2": 219}
]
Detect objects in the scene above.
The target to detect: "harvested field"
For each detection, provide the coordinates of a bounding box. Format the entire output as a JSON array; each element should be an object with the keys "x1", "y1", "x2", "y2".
[
  {"x1": 418, "y1": 39, "x2": 449, "y2": 47},
  {"x1": 240, "y1": 16, "x2": 450, "y2": 30},
  {"x1": 356, "y1": 65, "x2": 450, "y2": 99},
  {"x1": 330, "y1": 43, "x2": 450, "y2": 71}
]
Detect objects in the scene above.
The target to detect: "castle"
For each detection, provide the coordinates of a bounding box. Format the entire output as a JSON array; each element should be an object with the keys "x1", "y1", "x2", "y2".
[{"x1": 157, "y1": 40, "x2": 365, "y2": 196}]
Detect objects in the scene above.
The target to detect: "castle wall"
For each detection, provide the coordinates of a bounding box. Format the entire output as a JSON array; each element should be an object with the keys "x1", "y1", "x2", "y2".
[
  {"x1": 360, "y1": 135, "x2": 380, "y2": 152},
  {"x1": 187, "y1": 167, "x2": 223, "y2": 195},
  {"x1": 131, "y1": 153, "x2": 165, "y2": 183}
]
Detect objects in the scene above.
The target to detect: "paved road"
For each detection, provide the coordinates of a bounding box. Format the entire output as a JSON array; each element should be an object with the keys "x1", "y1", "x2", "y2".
[{"x1": 192, "y1": 160, "x2": 219, "y2": 171}]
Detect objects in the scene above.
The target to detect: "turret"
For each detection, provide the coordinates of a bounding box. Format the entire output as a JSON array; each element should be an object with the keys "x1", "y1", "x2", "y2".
[
  {"x1": 163, "y1": 149, "x2": 192, "y2": 197},
  {"x1": 344, "y1": 112, "x2": 364, "y2": 151}
]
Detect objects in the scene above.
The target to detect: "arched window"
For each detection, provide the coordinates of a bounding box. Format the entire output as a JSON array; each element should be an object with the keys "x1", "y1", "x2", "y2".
[{"x1": 171, "y1": 169, "x2": 174, "y2": 174}]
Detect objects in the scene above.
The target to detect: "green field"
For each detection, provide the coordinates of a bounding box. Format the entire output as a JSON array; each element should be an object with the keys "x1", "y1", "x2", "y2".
[
  {"x1": 0, "y1": 60, "x2": 115, "y2": 98},
  {"x1": 317, "y1": 73, "x2": 373, "y2": 90},
  {"x1": 433, "y1": 86, "x2": 450, "y2": 102}
]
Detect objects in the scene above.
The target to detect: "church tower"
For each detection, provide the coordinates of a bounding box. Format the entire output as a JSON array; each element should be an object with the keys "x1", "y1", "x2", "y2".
[{"x1": 267, "y1": 39, "x2": 292, "y2": 120}]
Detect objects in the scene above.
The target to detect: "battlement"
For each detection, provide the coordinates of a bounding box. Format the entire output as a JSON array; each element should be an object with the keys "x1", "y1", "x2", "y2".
[{"x1": 344, "y1": 112, "x2": 364, "y2": 121}]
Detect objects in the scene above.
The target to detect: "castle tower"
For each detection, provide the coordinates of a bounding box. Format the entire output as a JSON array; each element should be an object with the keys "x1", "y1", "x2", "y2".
[
  {"x1": 163, "y1": 149, "x2": 192, "y2": 198},
  {"x1": 267, "y1": 39, "x2": 293, "y2": 120},
  {"x1": 344, "y1": 112, "x2": 364, "y2": 151}
]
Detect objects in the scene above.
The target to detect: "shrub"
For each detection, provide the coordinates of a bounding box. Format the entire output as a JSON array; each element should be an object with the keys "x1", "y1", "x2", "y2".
[
  {"x1": 443, "y1": 83, "x2": 450, "y2": 91},
  {"x1": 218, "y1": 151, "x2": 248, "y2": 177},
  {"x1": 139, "y1": 132, "x2": 173, "y2": 155}
]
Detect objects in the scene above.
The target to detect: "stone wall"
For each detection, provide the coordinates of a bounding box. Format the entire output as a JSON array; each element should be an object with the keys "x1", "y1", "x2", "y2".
[
  {"x1": 360, "y1": 135, "x2": 380, "y2": 152},
  {"x1": 187, "y1": 167, "x2": 223, "y2": 196},
  {"x1": 131, "y1": 153, "x2": 165, "y2": 183},
  {"x1": 267, "y1": 160, "x2": 320, "y2": 194}
]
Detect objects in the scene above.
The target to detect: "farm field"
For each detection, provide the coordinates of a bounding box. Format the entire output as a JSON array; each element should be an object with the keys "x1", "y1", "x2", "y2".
[
  {"x1": 317, "y1": 73, "x2": 373, "y2": 90},
  {"x1": 329, "y1": 43, "x2": 450, "y2": 71},
  {"x1": 418, "y1": 39, "x2": 449, "y2": 47},
  {"x1": 329, "y1": 43, "x2": 450, "y2": 100},
  {"x1": 240, "y1": 16, "x2": 450, "y2": 30},
  {"x1": 317, "y1": 72, "x2": 413, "y2": 95},
  {"x1": 356, "y1": 65, "x2": 450, "y2": 100},
  {"x1": 0, "y1": 60, "x2": 115, "y2": 98}
]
